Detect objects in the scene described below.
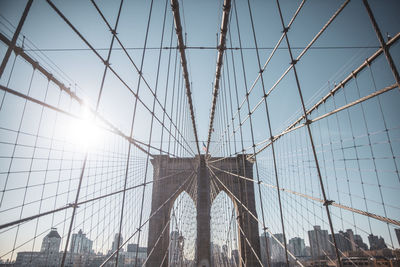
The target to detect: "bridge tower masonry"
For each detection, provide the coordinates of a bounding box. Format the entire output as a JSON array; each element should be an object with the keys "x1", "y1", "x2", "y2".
[{"x1": 147, "y1": 155, "x2": 260, "y2": 267}]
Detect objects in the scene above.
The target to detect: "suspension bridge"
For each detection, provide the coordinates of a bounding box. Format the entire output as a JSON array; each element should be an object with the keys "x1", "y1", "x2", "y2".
[{"x1": 0, "y1": 0, "x2": 399, "y2": 266}]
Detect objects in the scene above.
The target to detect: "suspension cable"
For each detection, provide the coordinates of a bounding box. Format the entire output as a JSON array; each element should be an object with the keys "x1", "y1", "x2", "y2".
[{"x1": 170, "y1": 0, "x2": 201, "y2": 155}]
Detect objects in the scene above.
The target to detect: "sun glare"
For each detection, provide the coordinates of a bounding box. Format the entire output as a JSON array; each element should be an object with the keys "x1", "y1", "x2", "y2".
[{"x1": 67, "y1": 106, "x2": 103, "y2": 150}]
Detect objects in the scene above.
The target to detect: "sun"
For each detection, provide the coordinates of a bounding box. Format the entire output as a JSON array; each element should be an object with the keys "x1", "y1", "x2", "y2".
[{"x1": 67, "y1": 105, "x2": 103, "y2": 150}]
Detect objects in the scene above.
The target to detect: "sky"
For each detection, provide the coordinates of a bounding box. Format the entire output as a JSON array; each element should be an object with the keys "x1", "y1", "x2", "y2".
[
  {"x1": 1, "y1": 0, "x2": 398, "y2": 141},
  {"x1": 0, "y1": 0, "x2": 400, "y2": 263}
]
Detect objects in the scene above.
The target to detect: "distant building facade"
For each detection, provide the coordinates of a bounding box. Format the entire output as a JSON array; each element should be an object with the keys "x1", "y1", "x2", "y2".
[
  {"x1": 111, "y1": 233, "x2": 123, "y2": 253},
  {"x1": 231, "y1": 249, "x2": 239, "y2": 266},
  {"x1": 308, "y1": 225, "x2": 331, "y2": 259},
  {"x1": 221, "y1": 244, "x2": 230, "y2": 266},
  {"x1": 15, "y1": 228, "x2": 61, "y2": 267},
  {"x1": 70, "y1": 229, "x2": 93, "y2": 254},
  {"x1": 260, "y1": 234, "x2": 270, "y2": 266},
  {"x1": 41, "y1": 227, "x2": 61, "y2": 253},
  {"x1": 353, "y1": 234, "x2": 368, "y2": 251},
  {"x1": 288, "y1": 237, "x2": 306, "y2": 258},
  {"x1": 330, "y1": 229, "x2": 355, "y2": 253},
  {"x1": 270, "y1": 233, "x2": 286, "y2": 263},
  {"x1": 169, "y1": 231, "x2": 184, "y2": 266},
  {"x1": 123, "y1": 244, "x2": 147, "y2": 266},
  {"x1": 368, "y1": 234, "x2": 387, "y2": 250},
  {"x1": 395, "y1": 228, "x2": 400, "y2": 247},
  {"x1": 211, "y1": 243, "x2": 222, "y2": 266}
]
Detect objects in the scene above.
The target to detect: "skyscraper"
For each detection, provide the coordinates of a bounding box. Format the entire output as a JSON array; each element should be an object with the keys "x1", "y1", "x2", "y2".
[
  {"x1": 125, "y1": 243, "x2": 148, "y2": 266},
  {"x1": 330, "y1": 229, "x2": 355, "y2": 252},
  {"x1": 345, "y1": 229, "x2": 356, "y2": 251},
  {"x1": 169, "y1": 231, "x2": 184, "y2": 266},
  {"x1": 260, "y1": 234, "x2": 271, "y2": 266},
  {"x1": 221, "y1": 244, "x2": 230, "y2": 266},
  {"x1": 354, "y1": 234, "x2": 368, "y2": 251},
  {"x1": 41, "y1": 227, "x2": 61, "y2": 253},
  {"x1": 127, "y1": 243, "x2": 138, "y2": 252},
  {"x1": 288, "y1": 237, "x2": 306, "y2": 257},
  {"x1": 41, "y1": 227, "x2": 61, "y2": 266},
  {"x1": 368, "y1": 234, "x2": 387, "y2": 250},
  {"x1": 270, "y1": 233, "x2": 286, "y2": 263},
  {"x1": 231, "y1": 249, "x2": 239, "y2": 266},
  {"x1": 308, "y1": 226, "x2": 331, "y2": 259},
  {"x1": 395, "y1": 228, "x2": 400, "y2": 247},
  {"x1": 15, "y1": 228, "x2": 62, "y2": 266},
  {"x1": 70, "y1": 229, "x2": 93, "y2": 254},
  {"x1": 111, "y1": 233, "x2": 123, "y2": 253}
]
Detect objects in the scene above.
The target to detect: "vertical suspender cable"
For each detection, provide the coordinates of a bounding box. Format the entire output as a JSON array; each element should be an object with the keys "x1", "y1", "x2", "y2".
[{"x1": 274, "y1": 0, "x2": 343, "y2": 265}]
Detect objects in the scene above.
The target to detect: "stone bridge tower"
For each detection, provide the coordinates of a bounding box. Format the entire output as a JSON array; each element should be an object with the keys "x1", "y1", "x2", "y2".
[{"x1": 147, "y1": 155, "x2": 260, "y2": 267}]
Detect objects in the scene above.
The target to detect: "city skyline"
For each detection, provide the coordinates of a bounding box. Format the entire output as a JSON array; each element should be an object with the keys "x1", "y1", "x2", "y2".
[{"x1": 10, "y1": 225, "x2": 400, "y2": 266}]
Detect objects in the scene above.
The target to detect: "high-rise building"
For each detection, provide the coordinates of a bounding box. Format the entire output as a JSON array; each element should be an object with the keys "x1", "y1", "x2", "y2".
[
  {"x1": 354, "y1": 234, "x2": 368, "y2": 251},
  {"x1": 345, "y1": 229, "x2": 356, "y2": 251},
  {"x1": 111, "y1": 233, "x2": 123, "y2": 253},
  {"x1": 260, "y1": 234, "x2": 271, "y2": 266},
  {"x1": 368, "y1": 234, "x2": 387, "y2": 250},
  {"x1": 395, "y1": 228, "x2": 400, "y2": 247},
  {"x1": 127, "y1": 243, "x2": 138, "y2": 253},
  {"x1": 288, "y1": 237, "x2": 306, "y2": 257},
  {"x1": 330, "y1": 229, "x2": 355, "y2": 252},
  {"x1": 124, "y1": 244, "x2": 147, "y2": 266},
  {"x1": 169, "y1": 231, "x2": 179, "y2": 265},
  {"x1": 211, "y1": 243, "x2": 222, "y2": 266},
  {"x1": 270, "y1": 233, "x2": 286, "y2": 263},
  {"x1": 304, "y1": 246, "x2": 311, "y2": 257},
  {"x1": 308, "y1": 225, "x2": 331, "y2": 259},
  {"x1": 231, "y1": 249, "x2": 239, "y2": 266},
  {"x1": 220, "y1": 244, "x2": 230, "y2": 266},
  {"x1": 41, "y1": 227, "x2": 61, "y2": 253},
  {"x1": 15, "y1": 227, "x2": 63, "y2": 267},
  {"x1": 70, "y1": 229, "x2": 93, "y2": 254},
  {"x1": 169, "y1": 231, "x2": 184, "y2": 266}
]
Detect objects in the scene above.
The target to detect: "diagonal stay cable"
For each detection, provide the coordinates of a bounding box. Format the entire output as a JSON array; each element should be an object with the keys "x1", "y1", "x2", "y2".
[
  {"x1": 218, "y1": 0, "x2": 347, "y2": 146},
  {"x1": 56, "y1": 2, "x2": 125, "y2": 260},
  {"x1": 231, "y1": 0, "x2": 350, "y2": 137},
  {"x1": 99, "y1": 171, "x2": 195, "y2": 267},
  {"x1": 0, "y1": 32, "x2": 186, "y2": 158},
  {"x1": 0, "y1": 32, "x2": 158, "y2": 157},
  {"x1": 232, "y1": 0, "x2": 306, "y2": 121},
  {"x1": 236, "y1": 222, "x2": 263, "y2": 266},
  {"x1": 95, "y1": 5, "x2": 195, "y2": 159},
  {"x1": 209, "y1": 166, "x2": 263, "y2": 266},
  {"x1": 210, "y1": 1, "x2": 352, "y2": 163},
  {"x1": 283, "y1": 30, "x2": 400, "y2": 134},
  {"x1": 249, "y1": 31, "x2": 400, "y2": 159},
  {"x1": 0, "y1": 167, "x2": 190, "y2": 230},
  {"x1": 143, "y1": 175, "x2": 197, "y2": 266},
  {"x1": 309, "y1": 83, "x2": 398, "y2": 123},
  {"x1": 45, "y1": 0, "x2": 195, "y2": 157},
  {"x1": 209, "y1": 164, "x2": 400, "y2": 227},
  {"x1": 207, "y1": 165, "x2": 304, "y2": 266},
  {"x1": 251, "y1": 82, "x2": 398, "y2": 159},
  {"x1": 89, "y1": 0, "x2": 195, "y2": 156},
  {"x1": 0, "y1": 84, "x2": 185, "y2": 158}
]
